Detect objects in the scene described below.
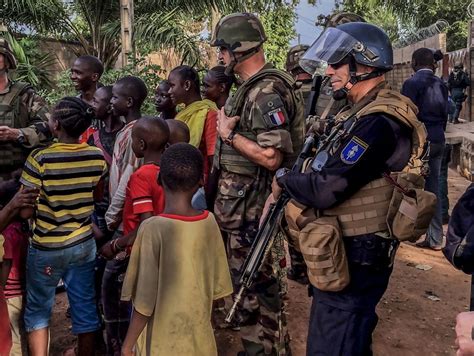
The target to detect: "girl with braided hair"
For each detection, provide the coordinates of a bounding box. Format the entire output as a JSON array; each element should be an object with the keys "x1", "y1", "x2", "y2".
[
  {"x1": 202, "y1": 65, "x2": 236, "y2": 109},
  {"x1": 19, "y1": 96, "x2": 107, "y2": 356}
]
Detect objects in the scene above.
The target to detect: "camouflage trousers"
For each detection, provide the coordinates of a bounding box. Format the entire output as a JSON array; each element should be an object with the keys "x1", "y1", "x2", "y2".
[{"x1": 223, "y1": 229, "x2": 290, "y2": 356}]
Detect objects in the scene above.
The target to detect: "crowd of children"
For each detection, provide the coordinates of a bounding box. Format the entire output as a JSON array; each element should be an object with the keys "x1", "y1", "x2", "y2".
[{"x1": 0, "y1": 55, "x2": 235, "y2": 356}]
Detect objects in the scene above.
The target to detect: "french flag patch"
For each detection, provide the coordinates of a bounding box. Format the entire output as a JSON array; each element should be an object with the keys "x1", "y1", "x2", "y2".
[{"x1": 269, "y1": 108, "x2": 286, "y2": 126}]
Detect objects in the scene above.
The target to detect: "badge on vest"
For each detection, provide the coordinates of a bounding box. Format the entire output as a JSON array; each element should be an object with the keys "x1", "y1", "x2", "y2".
[{"x1": 340, "y1": 136, "x2": 368, "y2": 164}]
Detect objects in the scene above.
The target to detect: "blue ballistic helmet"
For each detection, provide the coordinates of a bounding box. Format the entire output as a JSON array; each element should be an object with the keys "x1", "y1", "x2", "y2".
[{"x1": 300, "y1": 22, "x2": 393, "y2": 76}]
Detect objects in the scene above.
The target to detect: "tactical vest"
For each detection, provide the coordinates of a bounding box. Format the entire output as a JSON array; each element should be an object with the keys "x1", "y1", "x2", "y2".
[
  {"x1": 0, "y1": 82, "x2": 32, "y2": 169},
  {"x1": 322, "y1": 87, "x2": 427, "y2": 236},
  {"x1": 216, "y1": 68, "x2": 305, "y2": 177}
]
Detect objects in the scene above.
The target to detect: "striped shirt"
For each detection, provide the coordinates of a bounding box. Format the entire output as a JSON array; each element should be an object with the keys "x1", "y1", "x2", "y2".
[
  {"x1": 105, "y1": 120, "x2": 143, "y2": 230},
  {"x1": 20, "y1": 142, "x2": 107, "y2": 249}
]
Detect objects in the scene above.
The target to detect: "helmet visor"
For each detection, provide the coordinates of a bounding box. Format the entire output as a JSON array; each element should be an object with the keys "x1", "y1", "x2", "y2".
[{"x1": 299, "y1": 27, "x2": 360, "y2": 76}]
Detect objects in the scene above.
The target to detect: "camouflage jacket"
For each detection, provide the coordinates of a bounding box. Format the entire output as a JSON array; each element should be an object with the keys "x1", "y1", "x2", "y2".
[
  {"x1": 214, "y1": 63, "x2": 305, "y2": 233},
  {"x1": 0, "y1": 80, "x2": 51, "y2": 171}
]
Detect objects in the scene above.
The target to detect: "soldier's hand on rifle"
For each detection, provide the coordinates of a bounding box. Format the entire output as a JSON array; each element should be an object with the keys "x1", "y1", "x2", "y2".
[
  {"x1": 217, "y1": 107, "x2": 240, "y2": 139},
  {"x1": 455, "y1": 312, "x2": 474, "y2": 356},
  {"x1": 271, "y1": 175, "x2": 282, "y2": 200},
  {"x1": 272, "y1": 168, "x2": 289, "y2": 200},
  {"x1": 0, "y1": 126, "x2": 21, "y2": 142}
]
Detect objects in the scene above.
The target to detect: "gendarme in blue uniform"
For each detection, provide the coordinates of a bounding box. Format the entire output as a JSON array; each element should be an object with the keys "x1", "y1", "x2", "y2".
[{"x1": 279, "y1": 107, "x2": 411, "y2": 356}]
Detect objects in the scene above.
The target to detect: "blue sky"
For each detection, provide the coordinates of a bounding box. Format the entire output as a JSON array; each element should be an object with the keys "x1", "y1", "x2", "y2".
[{"x1": 292, "y1": 0, "x2": 336, "y2": 46}]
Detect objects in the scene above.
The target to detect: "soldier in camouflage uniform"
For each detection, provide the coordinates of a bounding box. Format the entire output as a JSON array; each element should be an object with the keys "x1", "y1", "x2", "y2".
[
  {"x1": 286, "y1": 45, "x2": 312, "y2": 110},
  {"x1": 211, "y1": 13, "x2": 305, "y2": 356},
  {"x1": 284, "y1": 45, "x2": 311, "y2": 285},
  {"x1": 0, "y1": 38, "x2": 51, "y2": 183}
]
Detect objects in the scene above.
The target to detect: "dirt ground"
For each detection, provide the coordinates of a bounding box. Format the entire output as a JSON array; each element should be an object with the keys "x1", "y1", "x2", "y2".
[{"x1": 50, "y1": 169, "x2": 472, "y2": 355}]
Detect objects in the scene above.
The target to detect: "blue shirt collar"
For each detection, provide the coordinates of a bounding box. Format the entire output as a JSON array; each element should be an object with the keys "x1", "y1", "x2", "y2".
[{"x1": 416, "y1": 68, "x2": 434, "y2": 73}]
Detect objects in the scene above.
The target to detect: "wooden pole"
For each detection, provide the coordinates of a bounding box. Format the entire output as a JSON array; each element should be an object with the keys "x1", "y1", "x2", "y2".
[
  {"x1": 468, "y1": 20, "x2": 473, "y2": 122},
  {"x1": 120, "y1": 0, "x2": 134, "y2": 67},
  {"x1": 209, "y1": 7, "x2": 220, "y2": 66}
]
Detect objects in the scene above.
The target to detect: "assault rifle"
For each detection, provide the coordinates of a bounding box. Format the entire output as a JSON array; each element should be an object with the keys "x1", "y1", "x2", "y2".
[
  {"x1": 225, "y1": 134, "x2": 317, "y2": 323},
  {"x1": 305, "y1": 74, "x2": 324, "y2": 118}
]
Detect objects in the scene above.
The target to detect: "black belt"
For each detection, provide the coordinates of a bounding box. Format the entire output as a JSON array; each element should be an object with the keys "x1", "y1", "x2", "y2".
[{"x1": 344, "y1": 234, "x2": 399, "y2": 269}]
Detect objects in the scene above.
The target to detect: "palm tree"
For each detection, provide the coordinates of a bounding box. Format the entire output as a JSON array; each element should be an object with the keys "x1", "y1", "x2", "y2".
[{"x1": 1, "y1": 0, "x2": 276, "y2": 69}]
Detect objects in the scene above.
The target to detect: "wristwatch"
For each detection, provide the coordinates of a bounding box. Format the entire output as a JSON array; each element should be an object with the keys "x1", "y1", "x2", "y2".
[
  {"x1": 275, "y1": 168, "x2": 290, "y2": 186},
  {"x1": 17, "y1": 130, "x2": 26, "y2": 144},
  {"x1": 223, "y1": 131, "x2": 236, "y2": 146}
]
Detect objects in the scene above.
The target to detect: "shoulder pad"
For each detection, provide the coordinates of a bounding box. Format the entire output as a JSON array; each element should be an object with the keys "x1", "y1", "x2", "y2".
[
  {"x1": 356, "y1": 89, "x2": 427, "y2": 175},
  {"x1": 11, "y1": 81, "x2": 33, "y2": 95},
  {"x1": 1, "y1": 82, "x2": 33, "y2": 107},
  {"x1": 258, "y1": 68, "x2": 298, "y2": 90},
  {"x1": 357, "y1": 89, "x2": 419, "y2": 122}
]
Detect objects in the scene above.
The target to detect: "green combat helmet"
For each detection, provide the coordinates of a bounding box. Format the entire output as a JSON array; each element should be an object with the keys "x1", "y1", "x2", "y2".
[
  {"x1": 286, "y1": 44, "x2": 310, "y2": 74},
  {"x1": 210, "y1": 13, "x2": 266, "y2": 74},
  {"x1": 0, "y1": 38, "x2": 17, "y2": 70}
]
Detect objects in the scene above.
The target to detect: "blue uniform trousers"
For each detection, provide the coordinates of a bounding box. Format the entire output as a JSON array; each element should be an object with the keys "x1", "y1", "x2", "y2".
[{"x1": 307, "y1": 236, "x2": 394, "y2": 356}]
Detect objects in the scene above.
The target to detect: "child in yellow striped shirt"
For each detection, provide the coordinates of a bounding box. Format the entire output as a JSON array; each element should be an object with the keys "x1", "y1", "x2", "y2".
[{"x1": 20, "y1": 97, "x2": 107, "y2": 356}]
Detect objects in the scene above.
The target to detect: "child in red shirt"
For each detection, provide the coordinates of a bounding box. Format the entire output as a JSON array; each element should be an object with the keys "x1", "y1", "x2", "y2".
[
  {"x1": 2, "y1": 222, "x2": 28, "y2": 355},
  {"x1": 100, "y1": 117, "x2": 170, "y2": 258},
  {"x1": 0, "y1": 184, "x2": 38, "y2": 356}
]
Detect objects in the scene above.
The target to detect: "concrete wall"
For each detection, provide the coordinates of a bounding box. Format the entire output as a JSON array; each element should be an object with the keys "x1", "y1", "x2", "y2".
[
  {"x1": 36, "y1": 38, "x2": 83, "y2": 77},
  {"x1": 37, "y1": 38, "x2": 210, "y2": 79},
  {"x1": 386, "y1": 33, "x2": 446, "y2": 92}
]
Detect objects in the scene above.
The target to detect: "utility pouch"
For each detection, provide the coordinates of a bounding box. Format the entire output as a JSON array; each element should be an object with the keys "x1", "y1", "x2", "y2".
[
  {"x1": 300, "y1": 216, "x2": 350, "y2": 291},
  {"x1": 385, "y1": 173, "x2": 437, "y2": 242},
  {"x1": 283, "y1": 199, "x2": 316, "y2": 250},
  {"x1": 284, "y1": 200, "x2": 350, "y2": 291},
  {"x1": 214, "y1": 181, "x2": 248, "y2": 230}
]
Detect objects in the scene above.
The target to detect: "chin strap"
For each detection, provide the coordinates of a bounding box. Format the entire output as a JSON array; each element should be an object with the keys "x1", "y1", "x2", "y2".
[
  {"x1": 332, "y1": 57, "x2": 385, "y2": 101},
  {"x1": 224, "y1": 47, "x2": 260, "y2": 76}
]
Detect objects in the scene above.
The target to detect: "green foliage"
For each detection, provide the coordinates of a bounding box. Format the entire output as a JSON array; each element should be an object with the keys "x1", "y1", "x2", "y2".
[
  {"x1": 4, "y1": 33, "x2": 56, "y2": 90},
  {"x1": 340, "y1": 0, "x2": 470, "y2": 51},
  {"x1": 38, "y1": 70, "x2": 75, "y2": 106},
  {"x1": 447, "y1": 21, "x2": 469, "y2": 53},
  {"x1": 331, "y1": 2, "x2": 399, "y2": 42},
  {"x1": 260, "y1": 3, "x2": 297, "y2": 69},
  {"x1": 1, "y1": 0, "x2": 279, "y2": 69},
  {"x1": 101, "y1": 55, "x2": 165, "y2": 115},
  {"x1": 40, "y1": 54, "x2": 165, "y2": 115}
]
